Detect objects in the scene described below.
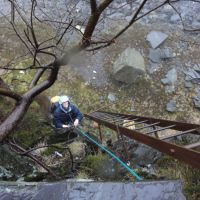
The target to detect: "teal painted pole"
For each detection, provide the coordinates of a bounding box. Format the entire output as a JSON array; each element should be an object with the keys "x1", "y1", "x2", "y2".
[{"x1": 76, "y1": 127, "x2": 142, "y2": 181}]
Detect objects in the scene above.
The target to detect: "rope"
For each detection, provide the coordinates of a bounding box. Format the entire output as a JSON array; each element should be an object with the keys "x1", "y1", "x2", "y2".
[{"x1": 75, "y1": 127, "x2": 142, "y2": 181}]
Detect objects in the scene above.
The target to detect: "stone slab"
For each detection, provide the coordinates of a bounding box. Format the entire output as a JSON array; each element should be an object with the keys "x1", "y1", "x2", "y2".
[
  {"x1": 146, "y1": 31, "x2": 168, "y2": 49},
  {"x1": 0, "y1": 180, "x2": 186, "y2": 200}
]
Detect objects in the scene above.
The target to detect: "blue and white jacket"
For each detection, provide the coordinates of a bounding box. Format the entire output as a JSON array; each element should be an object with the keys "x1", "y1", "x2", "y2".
[{"x1": 53, "y1": 103, "x2": 83, "y2": 128}]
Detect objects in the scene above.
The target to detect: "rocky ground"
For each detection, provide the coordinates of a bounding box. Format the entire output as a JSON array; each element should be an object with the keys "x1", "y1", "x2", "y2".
[
  {"x1": 1, "y1": 0, "x2": 200, "y2": 123},
  {"x1": 54, "y1": 21, "x2": 200, "y2": 124},
  {"x1": 35, "y1": 0, "x2": 200, "y2": 124}
]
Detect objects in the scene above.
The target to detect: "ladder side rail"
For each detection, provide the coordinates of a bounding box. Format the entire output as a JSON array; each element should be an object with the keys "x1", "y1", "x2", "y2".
[
  {"x1": 85, "y1": 114, "x2": 200, "y2": 169},
  {"x1": 97, "y1": 111, "x2": 200, "y2": 132}
]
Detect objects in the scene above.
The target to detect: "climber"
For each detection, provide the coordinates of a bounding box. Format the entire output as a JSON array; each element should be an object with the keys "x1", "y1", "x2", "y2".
[{"x1": 52, "y1": 95, "x2": 83, "y2": 129}]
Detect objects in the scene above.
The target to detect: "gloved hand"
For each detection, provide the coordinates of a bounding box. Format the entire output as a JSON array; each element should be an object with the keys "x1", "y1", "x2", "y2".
[
  {"x1": 62, "y1": 124, "x2": 70, "y2": 128},
  {"x1": 74, "y1": 119, "x2": 79, "y2": 127}
]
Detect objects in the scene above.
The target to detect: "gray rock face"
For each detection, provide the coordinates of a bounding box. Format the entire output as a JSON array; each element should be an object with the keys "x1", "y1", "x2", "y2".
[
  {"x1": 160, "y1": 48, "x2": 174, "y2": 59},
  {"x1": 113, "y1": 48, "x2": 145, "y2": 83},
  {"x1": 184, "y1": 66, "x2": 200, "y2": 84},
  {"x1": 161, "y1": 68, "x2": 177, "y2": 93},
  {"x1": 148, "y1": 49, "x2": 161, "y2": 63},
  {"x1": 166, "y1": 100, "x2": 176, "y2": 112},
  {"x1": 193, "y1": 88, "x2": 200, "y2": 109},
  {"x1": 147, "y1": 62, "x2": 162, "y2": 74},
  {"x1": 0, "y1": 167, "x2": 13, "y2": 180},
  {"x1": 0, "y1": 145, "x2": 33, "y2": 181},
  {"x1": 146, "y1": 31, "x2": 168, "y2": 49},
  {"x1": 148, "y1": 48, "x2": 174, "y2": 63},
  {"x1": 170, "y1": 14, "x2": 181, "y2": 23},
  {"x1": 184, "y1": 81, "x2": 193, "y2": 89},
  {"x1": 108, "y1": 93, "x2": 116, "y2": 102},
  {"x1": 0, "y1": 180, "x2": 186, "y2": 200},
  {"x1": 130, "y1": 143, "x2": 161, "y2": 166}
]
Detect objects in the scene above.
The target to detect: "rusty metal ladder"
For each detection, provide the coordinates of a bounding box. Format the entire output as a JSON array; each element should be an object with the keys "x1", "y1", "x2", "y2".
[{"x1": 85, "y1": 111, "x2": 200, "y2": 169}]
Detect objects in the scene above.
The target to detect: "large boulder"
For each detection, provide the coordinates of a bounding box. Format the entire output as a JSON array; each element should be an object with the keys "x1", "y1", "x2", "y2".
[
  {"x1": 112, "y1": 48, "x2": 145, "y2": 83},
  {"x1": 112, "y1": 139, "x2": 161, "y2": 167}
]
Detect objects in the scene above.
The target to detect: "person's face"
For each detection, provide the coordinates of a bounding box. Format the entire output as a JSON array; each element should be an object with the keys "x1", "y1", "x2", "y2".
[{"x1": 62, "y1": 101, "x2": 69, "y2": 108}]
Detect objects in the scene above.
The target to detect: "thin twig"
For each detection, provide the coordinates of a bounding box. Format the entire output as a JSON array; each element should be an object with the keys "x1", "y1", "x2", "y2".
[{"x1": 8, "y1": 139, "x2": 58, "y2": 178}]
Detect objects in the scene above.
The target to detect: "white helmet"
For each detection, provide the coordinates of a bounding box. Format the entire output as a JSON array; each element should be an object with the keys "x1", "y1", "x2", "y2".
[{"x1": 59, "y1": 95, "x2": 70, "y2": 104}]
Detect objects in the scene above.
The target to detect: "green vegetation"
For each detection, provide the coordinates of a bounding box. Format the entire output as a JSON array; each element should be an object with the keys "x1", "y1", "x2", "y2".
[
  {"x1": 79, "y1": 154, "x2": 123, "y2": 181},
  {"x1": 14, "y1": 102, "x2": 53, "y2": 147},
  {"x1": 155, "y1": 156, "x2": 200, "y2": 200}
]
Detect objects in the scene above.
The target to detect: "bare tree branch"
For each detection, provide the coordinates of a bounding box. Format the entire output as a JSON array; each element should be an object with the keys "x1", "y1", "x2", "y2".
[
  {"x1": 0, "y1": 88, "x2": 22, "y2": 101},
  {"x1": 20, "y1": 144, "x2": 69, "y2": 155},
  {"x1": 19, "y1": 142, "x2": 75, "y2": 172},
  {"x1": 86, "y1": 0, "x2": 169, "y2": 51},
  {"x1": 24, "y1": 29, "x2": 37, "y2": 51},
  {"x1": 0, "y1": 64, "x2": 50, "y2": 71},
  {"x1": 90, "y1": 0, "x2": 98, "y2": 14},
  {"x1": 56, "y1": 20, "x2": 73, "y2": 46},
  {"x1": 25, "y1": 63, "x2": 57, "y2": 99},
  {"x1": 98, "y1": 0, "x2": 113, "y2": 12},
  {"x1": 169, "y1": 1, "x2": 200, "y2": 32},
  {"x1": 30, "y1": 0, "x2": 39, "y2": 48},
  {"x1": 106, "y1": 0, "x2": 149, "y2": 42},
  {"x1": 8, "y1": 0, "x2": 31, "y2": 27},
  {"x1": 0, "y1": 60, "x2": 56, "y2": 142},
  {"x1": 10, "y1": 0, "x2": 15, "y2": 23},
  {"x1": 29, "y1": 68, "x2": 46, "y2": 88},
  {"x1": 82, "y1": 0, "x2": 113, "y2": 46},
  {"x1": 0, "y1": 78, "x2": 11, "y2": 91},
  {"x1": 8, "y1": 139, "x2": 58, "y2": 178}
]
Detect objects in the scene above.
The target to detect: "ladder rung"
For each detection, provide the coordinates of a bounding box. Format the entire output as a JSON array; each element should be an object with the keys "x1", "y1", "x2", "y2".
[
  {"x1": 132, "y1": 120, "x2": 148, "y2": 125},
  {"x1": 117, "y1": 118, "x2": 140, "y2": 126},
  {"x1": 92, "y1": 115, "x2": 113, "y2": 121},
  {"x1": 102, "y1": 114, "x2": 122, "y2": 118},
  {"x1": 145, "y1": 125, "x2": 176, "y2": 134},
  {"x1": 122, "y1": 120, "x2": 148, "y2": 128},
  {"x1": 90, "y1": 114, "x2": 134, "y2": 124},
  {"x1": 98, "y1": 115, "x2": 116, "y2": 119},
  {"x1": 161, "y1": 129, "x2": 197, "y2": 140},
  {"x1": 135, "y1": 122, "x2": 160, "y2": 130},
  {"x1": 184, "y1": 142, "x2": 200, "y2": 149},
  {"x1": 106, "y1": 115, "x2": 128, "y2": 120},
  {"x1": 112, "y1": 117, "x2": 131, "y2": 123},
  {"x1": 100, "y1": 113, "x2": 138, "y2": 122},
  {"x1": 91, "y1": 114, "x2": 122, "y2": 121},
  {"x1": 132, "y1": 118, "x2": 139, "y2": 121},
  {"x1": 118, "y1": 119, "x2": 135, "y2": 126}
]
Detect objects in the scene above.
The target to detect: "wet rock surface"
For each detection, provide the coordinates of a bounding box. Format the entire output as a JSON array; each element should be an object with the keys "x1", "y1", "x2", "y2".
[
  {"x1": 0, "y1": 180, "x2": 186, "y2": 200},
  {"x1": 0, "y1": 145, "x2": 33, "y2": 181}
]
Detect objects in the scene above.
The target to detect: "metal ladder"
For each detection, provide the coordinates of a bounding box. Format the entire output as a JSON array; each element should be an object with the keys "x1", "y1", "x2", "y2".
[{"x1": 85, "y1": 111, "x2": 200, "y2": 169}]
